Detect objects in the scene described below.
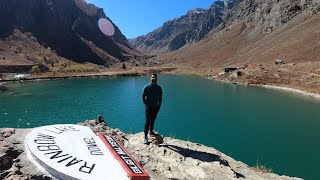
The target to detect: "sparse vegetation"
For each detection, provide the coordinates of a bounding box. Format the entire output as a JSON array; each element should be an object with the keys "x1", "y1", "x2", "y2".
[
  {"x1": 251, "y1": 159, "x2": 273, "y2": 173},
  {"x1": 49, "y1": 60, "x2": 100, "y2": 74},
  {"x1": 49, "y1": 67, "x2": 58, "y2": 76},
  {"x1": 36, "y1": 56, "x2": 44, "y2": 62},
  {"x1": 36, "y1": 55, "x2": 54, "y2": 64},
  {"x1": 31, "y1": 65, "x2": 41, "y2": 74},
  {"x1": 58, "y1": 62, "x2": 67, "y2": 68},
  {"x1": 252, "y1": 164, "x2": 273, "y2": 173},
  {"x1": 64, "y1": 65, "x2": 99, "y2": 73},
  {"x1": 48, "y1": 63, "x2": 99, "y2": 74}
]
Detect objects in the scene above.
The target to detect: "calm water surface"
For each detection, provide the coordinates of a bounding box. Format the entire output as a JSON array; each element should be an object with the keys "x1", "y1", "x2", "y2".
[{"x1": 0, "y1": 75, "x2": 320, "y2": 179}]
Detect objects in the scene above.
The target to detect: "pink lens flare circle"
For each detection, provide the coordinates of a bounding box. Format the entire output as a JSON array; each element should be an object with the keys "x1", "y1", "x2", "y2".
[{"x1": 98, "y1": 18, "x2": 115, "y2": 36}]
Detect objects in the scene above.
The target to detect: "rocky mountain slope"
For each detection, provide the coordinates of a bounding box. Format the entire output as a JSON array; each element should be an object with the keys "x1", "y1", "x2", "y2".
[
  {"x1": 129, "y1": 0, "x2": 242, "y2": 55},
  {"x1": 165, "y1": 0, "x2": 320, "y2": 68},
  {"x1": 0, "y1": 0, "x2": 140, "y2": 66},
  {"x1": 0, "y1": 120, "x2": 302, "y2": 180}
]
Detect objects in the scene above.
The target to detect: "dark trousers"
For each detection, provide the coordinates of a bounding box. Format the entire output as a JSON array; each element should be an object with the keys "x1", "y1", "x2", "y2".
[{"x1": 144, "y1": 106, "x2": 159, "y2": 136}]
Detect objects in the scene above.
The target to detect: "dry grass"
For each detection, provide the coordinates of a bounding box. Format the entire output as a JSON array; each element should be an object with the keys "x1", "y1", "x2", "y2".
[
  {"x1": 252, "y1": 164, "x2": 273, "y2": 174},
  {"x1": 47, "y1": 63, "x2": 99, "y2": 75}
]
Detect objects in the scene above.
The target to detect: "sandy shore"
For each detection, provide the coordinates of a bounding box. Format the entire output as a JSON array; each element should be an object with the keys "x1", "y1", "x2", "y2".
[{"x1": 261, "y1": 85, "x2": 320, "y2": 99}]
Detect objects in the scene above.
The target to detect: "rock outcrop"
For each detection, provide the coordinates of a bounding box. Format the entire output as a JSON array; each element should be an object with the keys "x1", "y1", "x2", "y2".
[
  {"x1": 216, "y1": 0, "x2": 320, "y2": 38},
  {"x1": 0, "y1": 128, "x2": 53, "y2": 179},
  {"x1": 0, "y1": 120, "x2": 302, "y2": 180},
  {"x1": 129, "y1": 0, "x2": 243, "y2": 54},
  {"x1": 0, "y1": 0, "x2": 141, "y2": 65}
]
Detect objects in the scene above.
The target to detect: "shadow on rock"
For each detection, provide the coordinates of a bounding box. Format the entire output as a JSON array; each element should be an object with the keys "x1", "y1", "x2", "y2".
[
  {"x1": 160, "y1": 144, "x2": 229, "y2": 164},
  {"x1": 159, "y1": 144, "x2": 245, "y2": 178}
]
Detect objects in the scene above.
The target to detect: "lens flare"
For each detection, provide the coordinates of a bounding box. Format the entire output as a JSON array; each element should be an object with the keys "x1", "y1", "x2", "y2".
[{"x1": 98, "y1": 18, "x2": 115, "y2": 36}]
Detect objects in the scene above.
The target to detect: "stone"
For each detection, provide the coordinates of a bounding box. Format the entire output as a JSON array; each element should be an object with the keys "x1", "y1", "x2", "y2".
[
  {"x1": 274, "y1": 73, "x2": 281, "y2": 78},
  {"x1": 0, "y1": 129, "x2": 15, "y2": 138},
  {"x1": 96, "y1": 115, "x2": 106, "y2": 125},
  {"x1": 275, "y1": 59, "x2": 285, "y2": 65},
  {"x1": 149, "y1": 133, "x2": 164, "y2": 145}
]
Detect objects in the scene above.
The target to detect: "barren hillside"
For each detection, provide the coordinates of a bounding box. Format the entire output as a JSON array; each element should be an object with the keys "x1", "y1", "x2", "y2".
[
  {"x1": 165, "y1": 0, "x2": 320, "y2": 68},
  {"x1": 0, "y1": 0, "x2": 141, "y2": 67}
]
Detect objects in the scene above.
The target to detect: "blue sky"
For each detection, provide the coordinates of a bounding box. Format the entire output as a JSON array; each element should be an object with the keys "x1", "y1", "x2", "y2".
[{"x1": 85, "y1": 0, "x2": 215, "y2": 38}]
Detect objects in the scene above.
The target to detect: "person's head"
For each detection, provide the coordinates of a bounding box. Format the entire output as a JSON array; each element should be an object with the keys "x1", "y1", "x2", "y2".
[{"x1": 150, "y1": 73, "x2": 157, "y2": 84}]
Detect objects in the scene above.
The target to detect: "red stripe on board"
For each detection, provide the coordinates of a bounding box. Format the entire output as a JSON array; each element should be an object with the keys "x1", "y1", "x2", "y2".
[{"x1": 98, "y1": 133, "x2": 150, "y2": 180}]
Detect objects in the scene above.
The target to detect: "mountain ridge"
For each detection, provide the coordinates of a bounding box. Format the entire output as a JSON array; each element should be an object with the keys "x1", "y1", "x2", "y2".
[
  {"x1": 0, "y1": 0, "x2": 140, "y2": 66},
  {"x1": 129, "y1": 0, "x2": 242, "y2": 55}
]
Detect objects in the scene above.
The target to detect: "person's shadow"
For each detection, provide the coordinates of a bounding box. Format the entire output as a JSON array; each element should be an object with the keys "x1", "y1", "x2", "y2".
[{"x1": 159, "y1": 144, "x2": 245, "y2": 178}]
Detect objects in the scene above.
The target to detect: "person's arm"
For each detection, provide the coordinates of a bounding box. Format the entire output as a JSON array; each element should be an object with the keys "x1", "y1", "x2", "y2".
[
  {"x1": 158, "y1": 87, "x2": 162, "y2": 109},
  {"x1": 142, "y1": 86, "x2": 147, "y2": 107}
]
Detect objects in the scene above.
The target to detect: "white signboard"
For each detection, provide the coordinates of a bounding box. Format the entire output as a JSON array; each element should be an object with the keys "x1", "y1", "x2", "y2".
[{"x1": 26, "y1": 124, "x2": 130, "y2": 180}]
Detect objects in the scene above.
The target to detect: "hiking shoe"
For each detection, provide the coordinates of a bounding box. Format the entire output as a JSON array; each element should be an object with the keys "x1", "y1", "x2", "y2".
[
  {"x1": 143, "y1": 136, "x2": 148, "y2": 144},
  {"x1": 150, "y1": 131, "x2": 156, "y2": 136}
]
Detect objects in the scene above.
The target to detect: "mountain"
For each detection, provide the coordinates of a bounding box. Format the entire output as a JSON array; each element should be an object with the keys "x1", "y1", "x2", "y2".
[
  {"x1": 165, "y1": 0, "x2": 320, "y2": 67},
  {"x1": 0, "y1": 0, "x2": 140, "y2": 66},
  {"x1": 129, "y1": 0, "x2": 242, "y2": 55}
]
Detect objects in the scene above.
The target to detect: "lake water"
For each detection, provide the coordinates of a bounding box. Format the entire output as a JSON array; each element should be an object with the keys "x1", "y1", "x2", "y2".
[{"x1": 1, "y1": 75, "x2": 320, "y2": 179}]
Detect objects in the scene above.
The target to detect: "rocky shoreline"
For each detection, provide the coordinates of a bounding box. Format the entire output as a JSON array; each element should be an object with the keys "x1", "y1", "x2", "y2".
[
  {"x1": 0, "y1": 71, "x2": 144, "y2": 83},
  {"x1": 0, "y1": 120, "x2": 302, "y2": 180},
  {"x1": 2, "y1": 64, "x2": 320, "y2": 100},
  {"x1": 0, "y1": 66, "x2": 177, "y2": 82}
]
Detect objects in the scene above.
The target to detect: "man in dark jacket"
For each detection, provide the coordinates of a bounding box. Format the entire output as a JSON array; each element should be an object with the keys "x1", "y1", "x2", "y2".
[{"x1": 142, "y1": 74, "x2": 162, "y2": 144}]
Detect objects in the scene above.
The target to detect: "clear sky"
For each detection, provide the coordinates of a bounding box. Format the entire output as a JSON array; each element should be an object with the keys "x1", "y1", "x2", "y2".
[{"x1": 85, "y1": 0, "x2": 215, "y2": 38}]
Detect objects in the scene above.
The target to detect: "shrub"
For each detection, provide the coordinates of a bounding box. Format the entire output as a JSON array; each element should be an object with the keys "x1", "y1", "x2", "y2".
[
  {"x1": 58, "y1": 62, "x2": 67, "y2": 68},
  {"x1": 36, "y1": 55, "x2": 54, "y2": 64},
  {"x1": 49, "y1": 67, "x2": 58, "y2": 76},
  {"x1": 31, "y1": 65, "x2": 41, "y2": 74},
  {"x1": 36, "y1": 56, "x2": 45, "y2": 63}
]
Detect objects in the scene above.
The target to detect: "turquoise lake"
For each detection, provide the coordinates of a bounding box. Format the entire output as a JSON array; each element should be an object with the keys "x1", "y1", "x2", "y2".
[{"x1": 0, "y1": 75, "x2": 320, "y2": 179}]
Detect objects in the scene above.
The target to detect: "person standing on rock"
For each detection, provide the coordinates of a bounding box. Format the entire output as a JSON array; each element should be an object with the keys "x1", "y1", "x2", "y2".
[{"x1": 142, "y1": 73, "x2": 162, "y2": 144}]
